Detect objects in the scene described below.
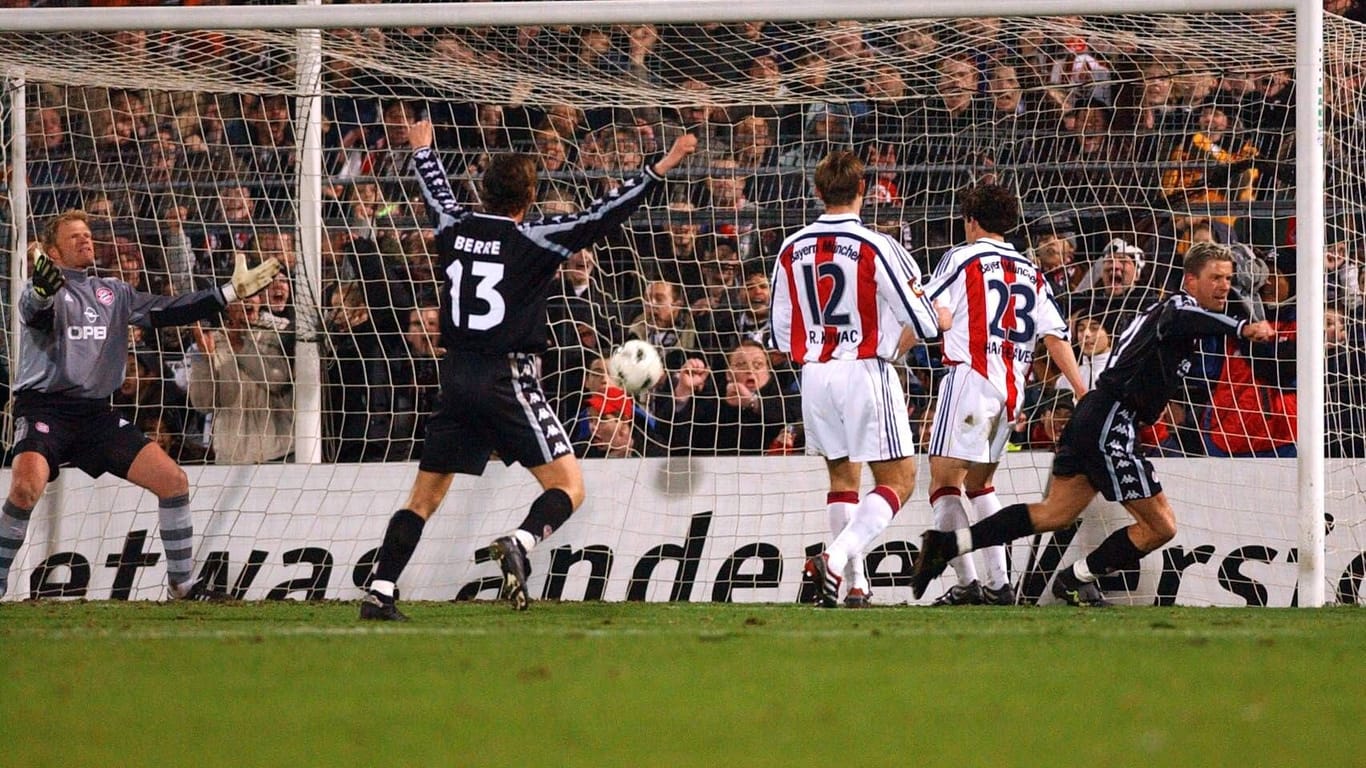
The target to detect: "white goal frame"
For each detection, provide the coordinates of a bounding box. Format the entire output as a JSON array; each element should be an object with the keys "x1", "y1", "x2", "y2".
[{"x1": 0, "y1": 0, "x2": 1328, "y2": 606}]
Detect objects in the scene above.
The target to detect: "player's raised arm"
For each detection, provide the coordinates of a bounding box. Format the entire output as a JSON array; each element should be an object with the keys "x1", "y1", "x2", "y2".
[
  {"x1": 652, "y1": 133, "x2": 698, "y2": 176},
  {"x1": 408, "y1": 119, "x2": 468, "y2": 229}
]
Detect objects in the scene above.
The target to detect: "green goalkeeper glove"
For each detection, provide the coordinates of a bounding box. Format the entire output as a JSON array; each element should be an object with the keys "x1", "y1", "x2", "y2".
[
  {"x1": 222, "y1": 251, "x2": 282, "y2": 302},
  {"x1": 31, "y1": 251, "x2": 66, "y2": 300}
]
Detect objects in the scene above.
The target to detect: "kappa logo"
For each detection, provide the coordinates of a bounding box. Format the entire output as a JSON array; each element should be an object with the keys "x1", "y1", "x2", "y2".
[{"x1": 95, "y1": 286, "x2": 115, "y2": 306}]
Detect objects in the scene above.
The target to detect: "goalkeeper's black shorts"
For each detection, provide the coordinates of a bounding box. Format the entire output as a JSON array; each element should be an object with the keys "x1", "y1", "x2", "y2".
[
  {"x1": 419, "y1": 351, "x2": 572, "y2": 476},
  {"x1": 11, "y1": 390, "x2": 151, "y2": 481}
]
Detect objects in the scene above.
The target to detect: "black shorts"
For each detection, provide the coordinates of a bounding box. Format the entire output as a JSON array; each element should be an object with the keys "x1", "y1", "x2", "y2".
[
  {"x1": 1052, "y1": 390, "x2": 1162, "y2": 503},
  {"x1": 419, "y1": 352, "x2": 572, "y2": 476},
  {"x1": 11, "y1": 391, "x2": 151, "y2": 481}
]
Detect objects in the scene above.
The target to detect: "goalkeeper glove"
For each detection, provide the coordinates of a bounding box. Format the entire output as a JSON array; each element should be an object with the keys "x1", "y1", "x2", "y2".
[
  {"x1": 31, "y1": 251, "x2": 66, "y2": 300},
  {"x1": 222, "y1": 252, "x2": 282, "y2": 302}
]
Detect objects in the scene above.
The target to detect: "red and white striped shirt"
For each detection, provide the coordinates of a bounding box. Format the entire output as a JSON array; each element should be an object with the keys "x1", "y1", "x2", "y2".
[
  {"x1": 770, "y1": 214, "x2": 940, "y2": 364},
  {"x1": 925, "y1": 237, "x2": 1068, "y2": 412}
]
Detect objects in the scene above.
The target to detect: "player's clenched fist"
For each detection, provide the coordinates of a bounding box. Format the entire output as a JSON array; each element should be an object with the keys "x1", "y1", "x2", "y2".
[{"x1": 31, "y1": 250, "x2": 66, "y2": 300}]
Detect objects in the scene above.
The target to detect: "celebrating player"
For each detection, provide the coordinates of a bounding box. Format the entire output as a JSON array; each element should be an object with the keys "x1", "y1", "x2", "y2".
[
  {"x1": 769, "y1": 150, "x2": 950, "y2": 608},
  {"x1": 921, "y1": 184, "x2": 1086, "y2": 605},
  {"x1": 360, "y1": 119, "x2": 696, "y2": 620},
  {"x1": 0, "y1": 212, "x2": 280, "y2": 600},
  {"x1": 911, "y1": 242, "x2": 1275, "y2": 606}
]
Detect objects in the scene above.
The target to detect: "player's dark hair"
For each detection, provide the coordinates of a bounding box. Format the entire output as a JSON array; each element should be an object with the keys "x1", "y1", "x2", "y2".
[
  {"x1": 814, "y1": 151, "x2": 865, "y2": 206},
  {"x1": 960, "y1": 184, "x2": 1020, "y2": 236},
  {"x1": 43, "y1": 209, "x2": 90, "y2": 248},
  {"x1": 481, "y1": 153, "x2": 538, "y2": 217},
  {"x1": 1183, "y1": 241, "x2": 1234, "y2": 276}
]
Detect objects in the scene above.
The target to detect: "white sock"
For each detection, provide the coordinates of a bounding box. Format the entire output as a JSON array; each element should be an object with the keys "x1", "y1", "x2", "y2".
[
  {"x1": 512, "y1": 529, "x2": 536, "y2": 554},
  {"x1": 827, "y1": 495, "x2": 865, "y2": 591},
  {"x1": 932, "y1": 490, "x2": 978, "y2": 586},
  {"x1": 1072, "y1": 559, "x2": 1097, "y2": 583},
  {"x1": 370, "y1": 579, "x2": 396, "y2": 598},
  {"x1": 827, "y1": 487, "x2": 898, "y2": 576},
  {"x1": 969, "y1": 489, "x2": 1009, "y2": 589}
]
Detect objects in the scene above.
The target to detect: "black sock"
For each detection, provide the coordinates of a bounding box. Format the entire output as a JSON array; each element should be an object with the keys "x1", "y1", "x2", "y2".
[
  {"x1": 374, "y1": 509, "x2": 426, "y2": 584},
  {"x1": 1084, "y1": 527, "x2": 1147, "y2": 577},
  {"x1": 519, "y1": 488, "x2": 574, "y2": 542},
  {"x1": 970, "y1": 503, "x2": 1035, "y2": 551}
]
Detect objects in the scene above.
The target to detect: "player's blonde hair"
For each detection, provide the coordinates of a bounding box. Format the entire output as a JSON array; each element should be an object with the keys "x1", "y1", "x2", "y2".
[
  {"x1": 42, "y1": 209, "x2": 90, "y2": 248},
  {"x1": 1183, "y1": 241, "x2": 1234, "y2": 276}
]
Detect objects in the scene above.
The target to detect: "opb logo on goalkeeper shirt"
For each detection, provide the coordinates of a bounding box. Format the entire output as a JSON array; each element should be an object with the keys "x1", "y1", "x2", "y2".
[{"x1": 66, "y1": 325, "x2": 108, "y2": 340}]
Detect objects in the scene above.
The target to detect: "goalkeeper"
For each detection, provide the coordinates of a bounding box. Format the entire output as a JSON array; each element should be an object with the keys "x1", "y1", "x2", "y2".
[{"x1": 0, "y1": 210, "x2": 280, "y2": 601}]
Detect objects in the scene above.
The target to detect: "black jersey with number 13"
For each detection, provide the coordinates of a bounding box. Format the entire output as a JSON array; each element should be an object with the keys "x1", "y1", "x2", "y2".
[{"x1": 411, "y1": 146, "x2": 664, "y2": 355}]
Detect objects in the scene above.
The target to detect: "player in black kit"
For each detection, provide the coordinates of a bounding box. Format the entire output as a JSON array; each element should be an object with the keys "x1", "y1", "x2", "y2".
[
  {"x1": 361, "y1": 119, "x2": 696, "y2": 619},
  {"x1": 909, "y1": 242, "x2": 1275, "y2": 606}
]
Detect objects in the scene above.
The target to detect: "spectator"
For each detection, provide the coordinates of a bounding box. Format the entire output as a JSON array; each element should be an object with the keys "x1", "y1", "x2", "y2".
[
  {"x1": 625, "y1": 279, "x2": 699, "y2": 369},
  {"x1": 27, "y1": 104, "x2": 80, "y2": 217},
  {"x1": 664, "y1": 340, "x2": 800, "y2": 455},
  {"x1": 1162, "y1": 99, "x2": 1261, "y2": 232},
  {"x1": 1325, "y1": 239, "x2": 1363, "y2": 311},
  {"x1": 1072, "y1": 237, "x2": 1158, "y2": 327},
  {"x1": 1057, "y1": 310, "x2": 1115, "y2": 397},
  {"x1": 387, "y1": 306, "x2": 443, "y2": 462},
  {"x1": 1030, "y1": 230, "x2": 1086, "y2": 299},
  {"x1": 1012, "y1": 388, "x2": 1075, "y2": 450},
  {"x1": 188, "y1": 295, "x2": 294, "y2": 464},
  {"x1": 323, "y1": 281, "x2": 394, "y2": 462}
]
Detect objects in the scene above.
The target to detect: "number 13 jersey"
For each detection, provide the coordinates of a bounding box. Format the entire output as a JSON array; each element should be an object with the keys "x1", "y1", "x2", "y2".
[{"x1": 924, "y1": 237, "x2": 1069, "y2": 411}]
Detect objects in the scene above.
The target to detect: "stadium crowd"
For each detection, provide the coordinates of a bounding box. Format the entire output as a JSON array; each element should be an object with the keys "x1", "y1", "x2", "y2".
[{"x1": 9, "y1": 9, "x2": 1366, "y2": 462}]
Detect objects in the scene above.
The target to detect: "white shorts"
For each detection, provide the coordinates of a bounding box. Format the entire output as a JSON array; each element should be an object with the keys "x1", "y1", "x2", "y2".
[
  {"x1": 801, "y1": 358, "x2": 915, "y2": 463},
  {"x1": 929, "y1": 364, "x2": 1011, "y2": 463}
]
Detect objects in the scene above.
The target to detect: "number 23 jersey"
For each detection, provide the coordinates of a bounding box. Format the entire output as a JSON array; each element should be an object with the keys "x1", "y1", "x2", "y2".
[{"x1": 924, "y1": 237, "x2": 1069, "y2": 407}]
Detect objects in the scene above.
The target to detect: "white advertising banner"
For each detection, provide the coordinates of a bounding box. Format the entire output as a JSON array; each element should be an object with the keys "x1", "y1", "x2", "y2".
[{"x1": 3, "y1": 456, "x2": 1362, "y2": 606}]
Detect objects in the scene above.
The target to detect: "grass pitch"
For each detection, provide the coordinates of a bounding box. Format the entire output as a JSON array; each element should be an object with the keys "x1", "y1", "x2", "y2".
[{"x1": 4, "y1": 600, "x2": 1361, "y2": 768}]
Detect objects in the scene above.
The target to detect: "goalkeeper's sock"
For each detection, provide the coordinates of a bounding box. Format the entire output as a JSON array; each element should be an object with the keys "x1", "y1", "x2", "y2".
[
  {"x1": 0, "y1": 500, "x2": 34, "y2": 598},
  {"x1": 827, "y1": 486, "x2": 898, "y2": 576},
  {"x1": 374, "y1": 509, "x2": 426, "y2": 585},
  {"x1": 931, "y1": 488, "x2": 978, "y2": 587},
  {"x1": 969, "y1": 503, "x2": 1035, "y2": 551},
  {"x1": 1083, "y1": 526, "x2": 1147, "y2": 578},
  {"x1": 158, "y1": 494, "x2": 195, "y2": 590},
  {"x1": 515, "y1": 488, "x2": 573, "y2": 554},
  {"x1": 968, "y1": 487, "x2": 1010, "y2": 590}
]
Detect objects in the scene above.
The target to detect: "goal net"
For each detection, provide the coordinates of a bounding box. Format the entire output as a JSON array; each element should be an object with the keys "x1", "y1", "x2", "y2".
[{"x1": 0, "y1": 5, "x2": 1362, "y2": 606}]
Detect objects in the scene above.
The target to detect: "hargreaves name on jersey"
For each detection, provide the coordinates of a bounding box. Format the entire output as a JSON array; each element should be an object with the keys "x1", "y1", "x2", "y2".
[{"x1": 452, "y1": 235, "x2": 502, "y2": 256}]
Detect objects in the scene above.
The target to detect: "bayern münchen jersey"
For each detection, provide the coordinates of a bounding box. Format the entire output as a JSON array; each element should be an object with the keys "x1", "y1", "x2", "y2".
[
  {"x1": 770, "y1": 214, "x2": 940, "y2": 364},
  {"x1": 925, "y1": 237, "x2": 1068, "y2": 411}
]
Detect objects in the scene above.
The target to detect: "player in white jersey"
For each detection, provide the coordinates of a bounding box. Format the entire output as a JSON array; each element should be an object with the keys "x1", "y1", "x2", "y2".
[
  {"x1": 920, "y1": 184, "x2": 1086, "y2": 605},
  {"x1": 770, "y1": 150, "x2": 950, "y2": 607}
]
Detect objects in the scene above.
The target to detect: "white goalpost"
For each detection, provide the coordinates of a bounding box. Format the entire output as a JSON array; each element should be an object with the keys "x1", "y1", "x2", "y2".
[{"x1": 0, "y1": 0, "x2": 1359, "y2": 607}]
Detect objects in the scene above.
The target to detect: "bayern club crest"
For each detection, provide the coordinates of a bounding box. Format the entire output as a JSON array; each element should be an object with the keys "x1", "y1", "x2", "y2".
[{"x1": 95, "y1": 286, "x2": 115, "y2": 306}]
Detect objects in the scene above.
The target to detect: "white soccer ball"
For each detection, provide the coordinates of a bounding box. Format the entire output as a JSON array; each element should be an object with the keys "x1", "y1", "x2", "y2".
[{"x1": 607, "y1": 339, "x2": 665, "y2": 395}]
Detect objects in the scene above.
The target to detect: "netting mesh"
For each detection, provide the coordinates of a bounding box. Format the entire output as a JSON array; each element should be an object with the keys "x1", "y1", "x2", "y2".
[{"x1": 0, "y1": 10, "x2": 1363, "y2": 604}]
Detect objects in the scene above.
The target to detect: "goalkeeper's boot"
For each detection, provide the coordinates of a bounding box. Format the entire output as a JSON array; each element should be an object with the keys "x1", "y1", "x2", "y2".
[
  {"x1": 931, "y1": 580, "x2": 984, "y2": 606},
  {"x1": 1051, "y1": 566, "x2": 1112, "y2": 608},
  {"x1": 910, "y1": 529, "x2": 957, "y2": 599},
  {"x1": 491, "y1": 536, "x2": 531, "y2": 611},
  {"x1": 981, "y1": 582, "x2": 1017, "y2": 606},
  {"x1": 843, "y1": 587, "x2": 872, "y2": 609},
  {"x1": 359, "y1": 591, "x2": 408, "y2": 621},
  {"x1": 803, "y1": 553, "x2": 841, "y2": 609}
]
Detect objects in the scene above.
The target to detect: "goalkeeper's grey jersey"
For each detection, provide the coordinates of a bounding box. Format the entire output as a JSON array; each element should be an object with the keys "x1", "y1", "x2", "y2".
[{"x1": 16, "y1": 267, "x2": 228, "y2": 399}]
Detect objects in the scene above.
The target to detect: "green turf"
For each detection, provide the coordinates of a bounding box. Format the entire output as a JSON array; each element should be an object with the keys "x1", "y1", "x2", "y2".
[{"x1": 4, "y1": 601, "x2": 1362, "y2": 768}]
